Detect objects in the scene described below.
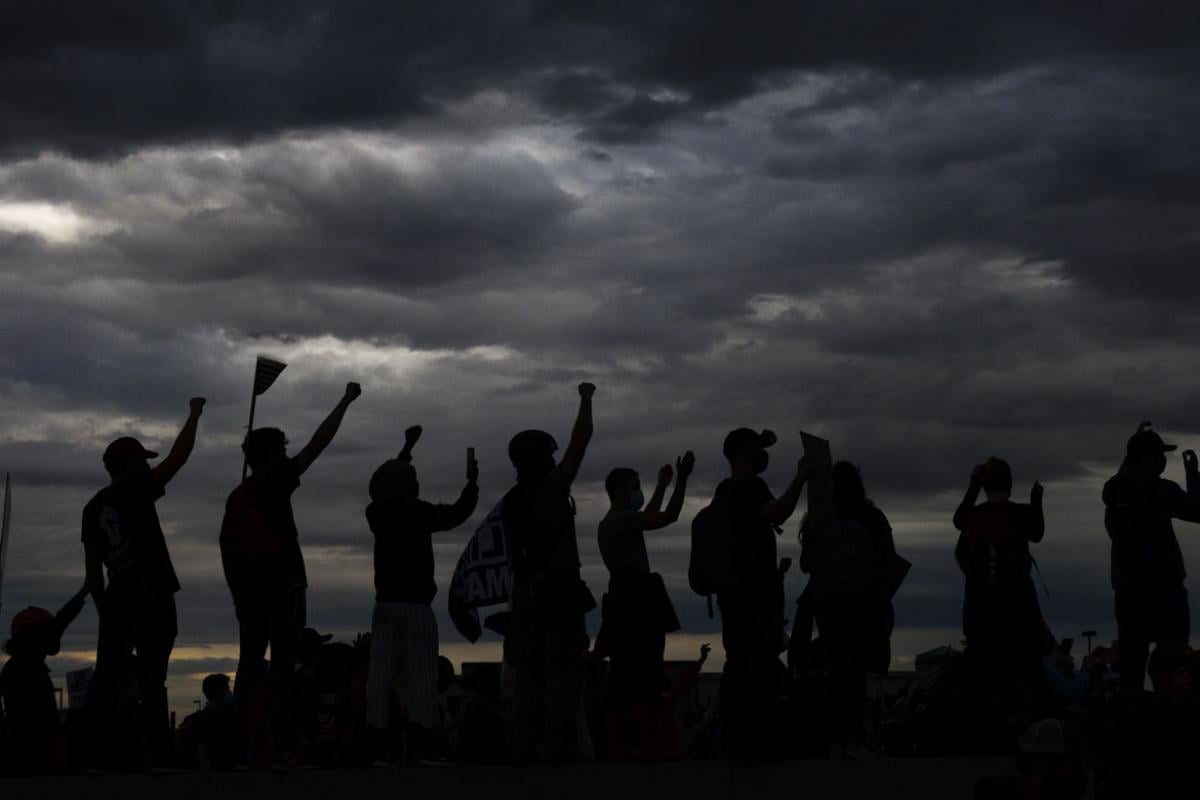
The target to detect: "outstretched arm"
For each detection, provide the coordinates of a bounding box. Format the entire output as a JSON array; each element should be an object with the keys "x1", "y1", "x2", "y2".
[
  {"x1": 426, "y1": 452, "x2": 481, "y2": 532},
  {"x1": 151, "y1": 398, "x2": 205, "y2": 486},
  {"x1": 1026, "y1": 481, "x2": 1045, "y2": 543},
  {"x1": 84, "y1": 540, "x2": 106, "y2": 612},
  {"x1": 644, "y1": 464, "x2": 671, "y2": 515},
  {"x1": 644, "y1": 452, "x2": 695, "y2": 530},
  {"x1": 294, "y1": 383, "x2": 361, "y2": 475},
  {"x1": 52, "y1": 583, "x2": 90, "y2": 639},
  {"x1": 554, "y1": 383, "x2": 594, "y2": 486},
  {"x1": 764, "y1": 459, "x2": 811, "y2": 527},
  {"x1": 953, "y1": 466, "x2": 984, "y2": 532}
]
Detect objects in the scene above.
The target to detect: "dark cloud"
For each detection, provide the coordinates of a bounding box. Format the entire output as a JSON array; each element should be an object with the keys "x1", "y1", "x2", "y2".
[{"x1": 5, "y1": 1, "x2": 1200, "y2": 715}]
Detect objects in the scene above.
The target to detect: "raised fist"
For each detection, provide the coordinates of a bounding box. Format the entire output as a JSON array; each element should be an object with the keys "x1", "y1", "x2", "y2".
[
  {"x1": 578, "y1": 382, "x2": 596, "y2": 399},
  {"x1": 1031, "y1": 481, "x2": 1044, "y2": 502},
  {"x1": 189, "y1": 397, "x2": 206, "y2": 415},
  {"x1": 1184, "y1": 450, "x2": 1198, "y2": 473},
  {"x1": 405, "y1": 425, "x2": 423, "y2": 446},
  {"x1": 677, "y1": 450, "x2": 696, "y2": 478},
  {"x1": 344, "y1": 382, "x2": 362, "y2": 401}
]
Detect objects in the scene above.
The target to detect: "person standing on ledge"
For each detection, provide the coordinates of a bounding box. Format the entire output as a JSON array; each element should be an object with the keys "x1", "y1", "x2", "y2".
[
  {"x1": 220, "y1": 382, "x2": 360, "y2": 770},
  {"x1": 954, "y1": 456, "x2": 1046, "y2": 749},
  {"x1": 1102, "y1": 422, "x2": 1200, "y2": 696},
  {"x1": 502, "y1": 382, "x2": 596, "y2": 765},
  {"x1": 83, "y1": 396, "x2": 205, "y2": 768},
  {"x1": 364, "y1": 424, "x2": 479, "y2": 765},
  {"x1": 595, "y1": 450, "x2": 694, "y2": 759}
]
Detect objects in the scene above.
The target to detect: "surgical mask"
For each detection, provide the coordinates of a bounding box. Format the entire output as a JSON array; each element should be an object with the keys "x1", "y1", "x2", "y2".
[{"x1": 628, "y1": 489, "x2": 645, "y2": 510}]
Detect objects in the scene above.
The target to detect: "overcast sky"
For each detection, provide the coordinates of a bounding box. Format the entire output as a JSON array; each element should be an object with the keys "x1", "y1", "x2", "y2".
[{"x1": 4, "y1": 2, "x2": 1200, "y2": 712}]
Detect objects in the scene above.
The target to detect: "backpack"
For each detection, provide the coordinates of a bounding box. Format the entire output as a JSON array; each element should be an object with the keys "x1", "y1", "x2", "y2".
[{"x1": 688, "y1": 495, "x2": 738, "y2": 597}]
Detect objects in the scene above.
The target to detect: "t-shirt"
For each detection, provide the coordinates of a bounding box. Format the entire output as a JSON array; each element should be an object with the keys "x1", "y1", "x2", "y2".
[
  {"x1": 502, "y1": 471, "x2": 580, "y2": 588},
  {"x1": 1103, "y1": 465, "x2": 1200, "y2": 592},
  {"x1": 219, "y1": 458, "x2": 304, "y2": 592},
  {"x1": 597, "y1": 509, "x2": 650, "y2": 575},
  {"x1": 82, "y1": 474, "x2": 179, "y2": 595},
  {"x1": 367, "y1": 485, "x2": 479, "y2": 604},
  {"x1": 713, "y1": 475, "x2": 777, "y2": 582}
]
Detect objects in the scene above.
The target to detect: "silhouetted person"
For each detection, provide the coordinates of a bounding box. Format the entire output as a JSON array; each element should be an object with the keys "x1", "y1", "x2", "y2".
[
  {"x1": 83, "y1": 397, "x2": 205, "y2": 767},
  {"x1": 954, "y1": 457, "x2": 1046, "y2": 747},
  {"x1": 220, "y1": 383, "x2": 360, "y2": 770},
  {"x1": 595, "y1": 452, "x2": 692, "y2": 758},
  {"x1": 800, "y1": 461, "x2": 896, "y2": 756},
  {"x1": 712, "y1": 428, "x2": 810, "y2": 760},
  {"x1": 177, "y1": 673, "x2": 236, "y2": 772},
  {"x1": 502, "y1": 382, "x2": 596, "y2": 764},
  {"x1": 1102, "y1": 423, "x2": 1200, "y2": 696},
  {"x1": 364, "y1": 424, "x2": 478, "y2": 765},
  {"x1": 0, "y1": 585, "x2": 88, "y2": 774}
]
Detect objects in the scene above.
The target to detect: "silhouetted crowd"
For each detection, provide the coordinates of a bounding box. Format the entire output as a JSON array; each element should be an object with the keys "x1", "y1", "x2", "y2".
[{"x1": 2, "y1": 384, "x2": 1198, "y2": 795}]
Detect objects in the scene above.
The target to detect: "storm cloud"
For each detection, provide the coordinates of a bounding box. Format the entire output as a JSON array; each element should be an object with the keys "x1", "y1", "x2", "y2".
[{"x1": 4, "y1": 2, "x2": 1200, "y2": 711}]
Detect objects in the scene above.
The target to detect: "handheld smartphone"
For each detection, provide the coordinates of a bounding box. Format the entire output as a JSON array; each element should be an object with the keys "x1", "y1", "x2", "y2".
[{"x1": 467, "y1": 447, "x2": 475, "y2": 478}]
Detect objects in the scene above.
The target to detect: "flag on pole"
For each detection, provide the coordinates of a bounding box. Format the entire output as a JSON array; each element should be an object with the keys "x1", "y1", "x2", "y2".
[
  {"x1": 0, "y1": 474, "x2": 12, "y2": 615},
  {"x1": 253, "y1": 356, "x2": 287, "y2": 396}
]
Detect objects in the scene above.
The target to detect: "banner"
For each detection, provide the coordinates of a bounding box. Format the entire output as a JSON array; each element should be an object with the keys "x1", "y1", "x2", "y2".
[
  {"x1": 447, "y1": 501, "x2": 511, "y2": 643},
  {"x1": 66, "y1": 666, "x2": 94, "y2": 709}
]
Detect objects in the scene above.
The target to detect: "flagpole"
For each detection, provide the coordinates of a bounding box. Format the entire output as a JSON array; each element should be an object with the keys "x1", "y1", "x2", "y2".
[{"x1": 242, "y1": 383, "x2": 257, "y2": 482}]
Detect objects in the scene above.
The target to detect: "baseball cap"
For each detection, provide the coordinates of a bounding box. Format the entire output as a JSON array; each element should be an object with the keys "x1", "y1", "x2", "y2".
[
  {"x1": 722, "y1": 428, "x2": 776, "y2": 460},
  {"x1": 1126, "y1": 421, "x2": 1176, "y2": 458},
  {"x1": 508, "y1": 430, "x2": 558, "y2": 469},
  {"x1": 103, "y1": 437, "x2": 158, "y2": 464},
  {"x1": 1018, "y1": 718, "x2": 1083, "y2": 756},
  {"x1": 11, "y1": 606, "x2": 53, "y2": 635}
]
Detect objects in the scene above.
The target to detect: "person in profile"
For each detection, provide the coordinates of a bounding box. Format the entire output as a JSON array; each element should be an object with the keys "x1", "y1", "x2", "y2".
[
  {"x1": 709, "y1": 428, "x2": 810, "y2": 760},
  {"x1": 1101, "y1": 422, "x2": 1200, "y2": 698},
  {"x1": 364, "y1": 424, "x2": 479, "y2": 765},
  {"x1": 595, "y1": 451, "x2": 693, "y2": 758},
  {"x1": 83, "y1": 397, "x2": 206, "y2": 767},
  {"x1": 0, "y1": 585, "x2": 89, "y2": 774},
  {"x1": 219, "y1": 382, "x2": 360, "y2": 770},
  {"x1": 177, "y1": 673, "x2": 236, "y2": 772},
  {"x1": 800, "y1": 461, "x2": 896, "y2": 757},
  {"x1": 954, "y1": 457, "x2": 1046, "y2": 747},
  {"x1": 502, "y1": 382, "x2": 596, "y2": 765}
]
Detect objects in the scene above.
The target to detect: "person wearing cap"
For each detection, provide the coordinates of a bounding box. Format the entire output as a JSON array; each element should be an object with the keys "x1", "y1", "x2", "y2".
[
  {"x1": 0, "y1": 584, "x2": 89, "y2": 774},
  {"x1": 953, "y1": 457, "x2": 1047, "y2": 744},
  {"x1": 713, "y1": 427, "x2": 810, "y2": 759},
  {"x1": 501, "y1": 382, "x2": 596, "y2": 764},
  {"x1": 219, "y1": 382, "x2": 360, "y2": 770},
  {"x1": 1102, "y1": 422, "x2": 1200, "y2": 696},
  {"x1": 364, "y1": 424, "x2": 479, "y2": 764},
  {"x1": 82, "y1": 396, "x2": 205, "y2": 767}
]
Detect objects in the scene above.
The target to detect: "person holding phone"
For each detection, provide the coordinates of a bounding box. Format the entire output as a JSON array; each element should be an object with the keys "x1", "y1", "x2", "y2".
[{"x1": 364, "y1": 425, "x2": 479, "y2": 765}]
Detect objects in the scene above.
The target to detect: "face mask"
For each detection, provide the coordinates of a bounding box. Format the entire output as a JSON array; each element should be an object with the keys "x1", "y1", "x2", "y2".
[
  {"x1": 752, "y1": 450, "x2": 769, "y2": 475},
  {"x1": 628, "y1": 489, "x2": 645, "y2": 511}
]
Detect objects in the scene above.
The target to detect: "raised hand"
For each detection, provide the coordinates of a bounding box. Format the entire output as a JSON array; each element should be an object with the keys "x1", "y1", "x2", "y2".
[
  {"x1": 578, "y1": 382, "x2": 596, "y2": 399},
  {"x1": 971, "y1": 463, "x2": 986, "y2": 484},
  {"x1": 1184, "y1": 450, "x2": 1198, "y2": 473},
  {"x1": 344, "y1": 382, "x2": 362, "y2": 402},
  {"x1": 405, "y1": 425, "x2": 423, "y2": 447},
  {"x1": 467, "y1": 449, "x2": 480, "y2": 484},
  {"x1": 189, "y1": 397, "x2": 206, "y2": 416},
  {"x1": 1031, "y1": 480, "x2": 1044, "y2": 502},
  {"x1": 657, "y1": 463, "x2": 674, "y2": 487},
  {"x1": 677, "y1": 450, "x2": 696, "y2": 478}
]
